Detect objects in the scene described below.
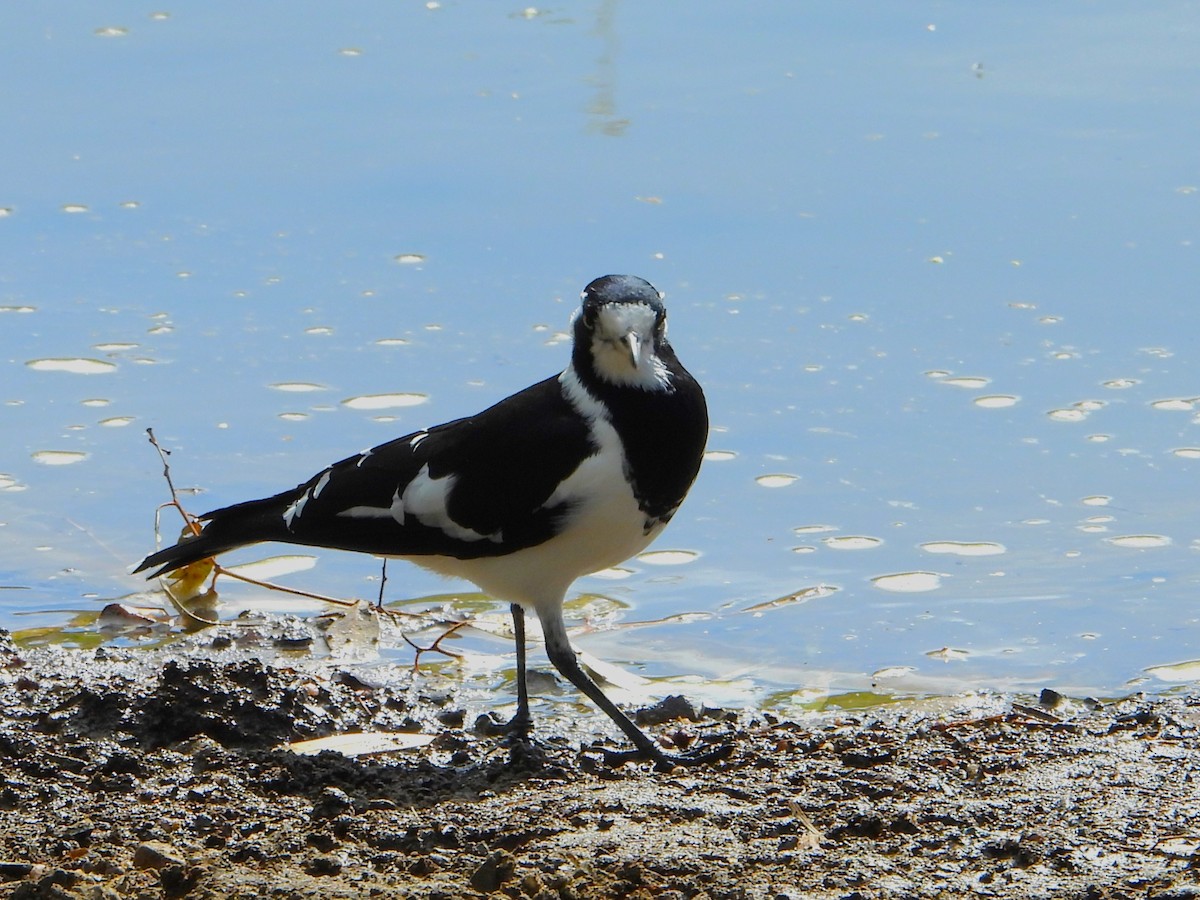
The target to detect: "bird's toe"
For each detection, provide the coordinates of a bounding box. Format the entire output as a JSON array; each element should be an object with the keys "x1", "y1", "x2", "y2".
[
  {"x1": 473, "y1": 708, "x2": 533, "y2": 740},
  {"x1": 600, "y1": 740, "x2": 734, "y2": 773}
]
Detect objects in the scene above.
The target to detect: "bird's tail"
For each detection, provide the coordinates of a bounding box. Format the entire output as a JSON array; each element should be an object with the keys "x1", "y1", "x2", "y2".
[{"x1": 133, "y1": 494, "x2": 291, "y2": 578}]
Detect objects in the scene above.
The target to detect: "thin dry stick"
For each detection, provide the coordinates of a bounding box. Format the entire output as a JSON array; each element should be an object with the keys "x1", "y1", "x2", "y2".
[
  {"x1": 929, "y1": 714, "x2": 1009, "y2": 732},
  {"x1": 144, "y1": 429, "x2": 452, "y2": 643},
  {"x1": 377, "y1": 558, "x2": 388, "y2": 609},
  {"x1": 404, "y1": 619, "x2": 470, "y2": 671},
  {"x1": 787, "y1": 801, "x2": 824, "y2": 851},
  {"x1": 147, "y1": 428, "x2": 203, "y2": 537},
  {"x1": 211, "y1": 568, "x2": 361, "y2": 607},
  {"x1": 161, "y1": 580, "x2": 222, "y2": 627}
]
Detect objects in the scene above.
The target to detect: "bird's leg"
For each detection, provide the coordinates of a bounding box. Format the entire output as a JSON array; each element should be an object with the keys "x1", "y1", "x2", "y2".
[
  {"x1": 472, "y1": 604, "x2": 535, "y2": 741},
  {"x1": 536, "y1": 609, "x2": 729, "y2": 772},
  {"x1": 506, "y1": 603, "x2": 532, "y2": 736}
]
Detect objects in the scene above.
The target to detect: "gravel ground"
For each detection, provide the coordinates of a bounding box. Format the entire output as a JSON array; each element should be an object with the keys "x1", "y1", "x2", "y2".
[{"x1": 1, "y1": 624, "x2": 1198, "y2": 900}]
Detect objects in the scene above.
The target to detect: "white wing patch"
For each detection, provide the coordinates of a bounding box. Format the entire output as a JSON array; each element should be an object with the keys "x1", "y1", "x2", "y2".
[
  {"x1": 282, "y1": 493, "x2": 309, "y2": 530},
  {"x1": 402, "y1": 464, "x2": 499, "y2": 543},
  {"x1": 338, "y1": 486, "x2": 404, "y2": 522},
  {"x1": 312, "y1": 469, "x2": 332, "y2": 498},
  {"x1": 283, "y1": 467, "x2": 334, "y2": 530},
  {"x1": 338, "y1": 505, "x2": 393, "y2": 520},
  {"x1": 334, "y1": 465, "x2": 500, "y2": 543},
  {"x1": 422, "y1": 369, "x2": 655, "y2": 614}
]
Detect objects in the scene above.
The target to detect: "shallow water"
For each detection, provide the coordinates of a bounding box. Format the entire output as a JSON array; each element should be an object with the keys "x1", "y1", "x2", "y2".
[{"x1": 3, "y1": 3, "x2": 1199, "y2": 706}]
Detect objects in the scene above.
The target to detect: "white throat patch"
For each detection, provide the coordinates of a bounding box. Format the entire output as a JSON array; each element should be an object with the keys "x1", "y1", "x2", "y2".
[{"x1": 587, "y1": 302, "x2": 671, "y2": 391}]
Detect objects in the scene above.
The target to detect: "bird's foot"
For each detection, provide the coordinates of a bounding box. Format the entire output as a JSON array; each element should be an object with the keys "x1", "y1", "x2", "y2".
[
  {"x1": 601, "y1": 740, "x2": 733, "y2": 773},
  {"x1": 473, "y1": 711, "x2": 570, "y2": 773},
  {"x1": 473, "y1": 709, "x2": 533, "y2": 740}
]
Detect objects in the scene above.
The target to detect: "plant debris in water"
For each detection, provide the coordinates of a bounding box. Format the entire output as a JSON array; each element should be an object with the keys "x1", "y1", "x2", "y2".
[{"x1": 0, "y1": 626, "x2": 1197, "y2": 899}]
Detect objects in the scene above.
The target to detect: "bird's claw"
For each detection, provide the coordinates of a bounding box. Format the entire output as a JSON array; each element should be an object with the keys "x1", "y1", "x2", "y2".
[{"x1": 473, "y1": 710, "x2": 533, "y2": 740}]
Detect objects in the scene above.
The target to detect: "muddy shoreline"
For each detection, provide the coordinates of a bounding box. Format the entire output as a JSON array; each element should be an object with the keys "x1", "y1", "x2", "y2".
[{"x1": 1, "y1": 625, "x2": 1197, "y2": 899}]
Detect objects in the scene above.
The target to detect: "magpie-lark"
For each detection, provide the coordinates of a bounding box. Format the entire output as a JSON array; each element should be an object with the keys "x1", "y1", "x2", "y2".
[{"x1": 135, "y1": 274, "x2": 721, "y2": 770}]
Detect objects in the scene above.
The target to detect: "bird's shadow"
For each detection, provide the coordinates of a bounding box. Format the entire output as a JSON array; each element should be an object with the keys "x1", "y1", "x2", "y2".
[
  {"x1": 242, "y1": 735, "x2": 583, "y2": 813},
  {"x1": 35, "y1": 650, "x2": 638, "y2": 811}
]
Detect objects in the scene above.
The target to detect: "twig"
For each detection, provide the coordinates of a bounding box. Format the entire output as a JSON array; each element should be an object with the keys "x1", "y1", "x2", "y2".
[
  {"x1": 1010, "y1": 702, "x2": 1063, "y2": 724},
  {"x1": 147, "y1": 428, "x2": 202, "y2": 537},
  {"x1": 788, "y1": 801, "x2": 824, "y2": 850},
  {"x1": 403, "y1": 619, "x2": 469, "y2": 671},
  {"x1": 161, "y1": 581, "x2": 223, "y2": 627},
  {"x1": 216, "y1": 567, "x2": 360, "y2": 607},
  {"x1": 1152, "y1": 832, "x2": 1200, "y2": 852},
  {"x1": 930, "y1": 714, "x2": 1008, "y2": 732},
  {"x1": 377, "y1": 558, "x2": 388, "y2": 609}
]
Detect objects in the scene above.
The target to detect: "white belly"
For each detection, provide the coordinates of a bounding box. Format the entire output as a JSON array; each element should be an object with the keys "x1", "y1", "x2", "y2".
[{"x1": 406, "y1": 442, "x2": 660, "y2": 615}]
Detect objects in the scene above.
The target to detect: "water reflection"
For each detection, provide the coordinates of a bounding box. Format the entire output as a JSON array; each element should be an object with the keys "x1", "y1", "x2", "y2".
[
  {"x1": 1106, "y1": 535, "x2": 1172, "y2": 550},
  {"x1": 27, "y1": 358, "x2": 117, "y2": 374},
  {"x1": 823, "y1": 536, "x2": 882, "y2": 551},
  {"x1": 755, "y1": 474, "x2": 798, "y2": 488},
  {"x1": 585, "y1": 0, "x2": 629, "y2": 137},
  {"x1": 31, "y1": 451, "x2": 90, "y2": 466},
  {"x1": 269, "y1": 382, "x2": 328, "y2": 393},
  {"x1": 340, "y1": 393, "x2": 429, "y2": 410},
  {"x1": 2, "y1": 0, "x2": 1200, "y2": 706},
  {"x1": 974, "y1": 394, "x2": 1019, "y2": 409},
  {"x1": 919, "y1": 541, "x2": 1005, "y2": 557},
  {"x1": 871, "y1": 572, "x2": 944, "y2": 593},
  {"x1": 637, "y1": 549, "x2": 700, "y2": 566}
]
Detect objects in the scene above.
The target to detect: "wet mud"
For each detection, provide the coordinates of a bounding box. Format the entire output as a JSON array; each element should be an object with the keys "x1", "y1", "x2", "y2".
[{"x1": 1, "y1": 626, "x2": 1197, "y2": 899}]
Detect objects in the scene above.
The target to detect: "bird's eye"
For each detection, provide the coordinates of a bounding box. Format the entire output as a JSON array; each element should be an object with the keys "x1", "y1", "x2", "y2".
[{"x1": 582, "y1": 305, "x2": 598, "y2": 329}]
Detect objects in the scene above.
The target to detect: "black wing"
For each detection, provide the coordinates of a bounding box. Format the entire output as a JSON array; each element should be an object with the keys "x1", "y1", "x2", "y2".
[{"x1": 136, "y1": 375, "x2": 595, "y2": 576}]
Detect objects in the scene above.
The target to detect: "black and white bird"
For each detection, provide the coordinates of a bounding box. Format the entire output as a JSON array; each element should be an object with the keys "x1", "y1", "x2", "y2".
[{"x1": 135, "y1": 274, "x2": 720, "y2": 769}]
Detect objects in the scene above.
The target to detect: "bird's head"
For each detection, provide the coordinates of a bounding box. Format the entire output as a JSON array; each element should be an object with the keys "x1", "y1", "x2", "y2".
[{"x1": 573, "y1": 274, "x2": 673, "y2": 391}]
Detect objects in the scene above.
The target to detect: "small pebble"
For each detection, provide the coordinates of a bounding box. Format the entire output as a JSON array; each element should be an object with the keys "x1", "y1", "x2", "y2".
[
  {"x1": 310, "y1": 786, "x2": 353, "y2": 820},
  {"x1": 133, "y1": 841, "x2": 185, "y2": 870},
  {"x1": 470, "y1": 849, "x2": 517, "y2": 892},
  {"x1": 635, "y1": 695, "x2": 701, "y2": 726}
]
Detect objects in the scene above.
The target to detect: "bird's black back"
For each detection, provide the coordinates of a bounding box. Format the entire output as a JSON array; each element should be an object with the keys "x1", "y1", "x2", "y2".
[{"x1": 190, "y1": 375, "x2": 597, "y2": 562}]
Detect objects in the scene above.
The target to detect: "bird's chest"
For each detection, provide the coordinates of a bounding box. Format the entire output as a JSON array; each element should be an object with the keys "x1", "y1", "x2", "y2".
[
  {"x1": 418, "y1": 432, "x2": 656, "y2": 612},
  {"x1": 543, "y1": 420, "x2": 659, "y2": 568}
]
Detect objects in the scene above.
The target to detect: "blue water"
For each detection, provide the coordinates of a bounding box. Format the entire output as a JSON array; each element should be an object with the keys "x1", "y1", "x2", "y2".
[{"x1": 3, "y1": 3, "x2": 1199, "y2": 705}]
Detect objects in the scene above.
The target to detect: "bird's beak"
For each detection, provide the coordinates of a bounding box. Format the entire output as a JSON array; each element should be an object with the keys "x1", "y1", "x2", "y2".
[{"x1": 621, "y1": 330, "x2": 642, "y2": 369}]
